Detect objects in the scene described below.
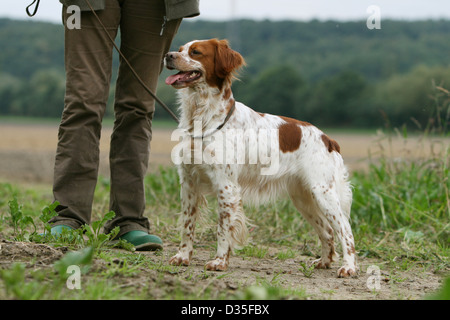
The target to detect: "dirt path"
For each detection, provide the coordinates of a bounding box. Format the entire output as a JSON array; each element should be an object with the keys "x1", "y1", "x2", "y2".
[
  {"x1": 161, "y1": 243, "x2": 443, "y2": 300},
  {"x1": 0, "y1": 238, "x2": 442, "y2": 300}
]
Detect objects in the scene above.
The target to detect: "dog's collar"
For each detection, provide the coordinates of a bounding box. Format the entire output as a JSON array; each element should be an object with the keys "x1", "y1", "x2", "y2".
[{"x1": 187, "y1": 101, "x2": 236, "y2": 140}]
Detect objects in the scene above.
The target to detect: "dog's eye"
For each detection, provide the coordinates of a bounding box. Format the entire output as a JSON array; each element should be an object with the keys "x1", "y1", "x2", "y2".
[{"x1": 191, "y1": 49, "x2": 202, "y2": 56}]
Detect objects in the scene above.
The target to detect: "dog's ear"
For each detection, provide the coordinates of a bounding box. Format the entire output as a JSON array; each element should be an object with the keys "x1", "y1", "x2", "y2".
[{"x1": 214, "y1": 39, "x2": 245, "y2": 80}]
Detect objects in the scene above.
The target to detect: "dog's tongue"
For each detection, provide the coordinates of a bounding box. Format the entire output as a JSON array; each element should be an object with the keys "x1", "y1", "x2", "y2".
[{"x1": 165, "y1": 72, "x2": 188, "y2": 85}]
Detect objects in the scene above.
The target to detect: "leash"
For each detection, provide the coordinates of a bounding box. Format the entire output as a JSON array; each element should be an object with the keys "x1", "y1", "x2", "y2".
[
  {"x1": 26, "y1": 0, "x2": 40, "y2": 17},
  {"x1": 25, "y1": 0, "x2": 237, "y2": 133},
  {"x1": 83, "y1": 0, "x2": 180, "y2": 123}
]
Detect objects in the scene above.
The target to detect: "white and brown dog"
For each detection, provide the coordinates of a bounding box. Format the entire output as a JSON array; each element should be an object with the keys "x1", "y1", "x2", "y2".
[{"x1": 164, "y1": 39, "x2": 357, "y2": 277}]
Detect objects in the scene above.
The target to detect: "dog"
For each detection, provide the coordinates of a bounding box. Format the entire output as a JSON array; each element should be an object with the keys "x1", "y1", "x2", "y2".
[{"x1": 164, "y1": 39, "x2": 357, "y2": 277}]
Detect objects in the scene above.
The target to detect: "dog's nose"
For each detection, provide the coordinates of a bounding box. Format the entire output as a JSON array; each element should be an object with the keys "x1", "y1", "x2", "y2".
[
  {"x1": 165, "y1": 52, "x2": 177, "y2": 60},
  {"x1": 164, "y1": 52, "x2": 178, "y2": 69}
]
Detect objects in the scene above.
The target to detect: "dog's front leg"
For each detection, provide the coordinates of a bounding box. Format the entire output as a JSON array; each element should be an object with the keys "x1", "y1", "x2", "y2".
[
  {"x1": 205, "y1": 178, "x2": 248, "y2": 271},
  {"x1": 205, "y1": 206, "x2": 233, "y2": 271},
  {"x1": 169, "y1": 171, "x2": 201, "y2": 267}
]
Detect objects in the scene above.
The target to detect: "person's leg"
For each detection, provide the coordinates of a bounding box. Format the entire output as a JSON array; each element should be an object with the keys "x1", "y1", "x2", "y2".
[
  {"x1": 50, "y1": 2, "x2": 121, "y2": 229},
  {"x1": 104, "y1": 0, "x2": 181, "y2": 236}
]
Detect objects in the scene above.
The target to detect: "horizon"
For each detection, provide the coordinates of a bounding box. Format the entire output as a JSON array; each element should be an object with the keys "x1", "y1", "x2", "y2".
[
  {"x1": 1, "y1": 1, "x2": 450, "y2": 24},
  {"x1": 1, "y1": 15, "x2": 449, "y2": 25}
]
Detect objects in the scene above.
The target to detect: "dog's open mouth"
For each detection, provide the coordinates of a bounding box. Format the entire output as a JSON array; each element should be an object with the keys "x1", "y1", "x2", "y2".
[{"x1": 165, "y1": 70, "x2": 202, "y2": 86}]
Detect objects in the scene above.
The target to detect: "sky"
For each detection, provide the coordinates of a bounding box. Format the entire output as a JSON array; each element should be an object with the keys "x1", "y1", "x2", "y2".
[{"x1": 1, "y1": 0, "x2": 450, "y2": 23}]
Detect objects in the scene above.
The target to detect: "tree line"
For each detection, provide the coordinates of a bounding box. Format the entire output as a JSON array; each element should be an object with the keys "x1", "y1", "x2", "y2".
[{"x1": 0, "y1": 18, "x2": 449, "y2": 129}]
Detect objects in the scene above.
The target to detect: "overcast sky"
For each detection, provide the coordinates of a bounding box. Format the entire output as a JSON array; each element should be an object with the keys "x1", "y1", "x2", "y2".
[{"x1": 2, "y1": 0, "x2": 450, "y2": 23}]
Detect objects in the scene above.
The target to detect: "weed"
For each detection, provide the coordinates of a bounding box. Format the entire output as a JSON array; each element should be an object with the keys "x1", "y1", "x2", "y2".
[
  {"x1": 82, "y1": 211, "x2": 119, "y2": 251},
  {"x1": 54, "y1": 246, "x2": 95, "y2": 279},
  {"x1": 37, "y1": 201, "x2": 59, "y2": 237},
  {"x1": 7, "y1": 198, "x2": 36, "y2": 241},
  {"x1": 0, "y1": 263, "x2": 48, "y2": 300},
  {"x1": 235, "y1": 278, "x2": 309, "y2": 300},
  {"x1": 427, "y1": 277, "x2": 450, "y2": 300},
  {"x1": 320, "y1": 288, "x2": 335, "y2": 296},
  {"x1": 298, "y1": 262, "x2": 315, "y2": 278},
  {"x1": 216, "y1": 272, "x2": 234, "y2": 280},
  {"x1": 237, "y1": 245, "x2": 268, "y2": 259},
  {"x1": 71, "y1": 278, "x2": 139, "y2": 300},
  {"x1": 276, "y1": 248, "x2": 296, "y2": 260},
  {"x1": 101, "y1": 258, "x2": 141, "y2": 278}
]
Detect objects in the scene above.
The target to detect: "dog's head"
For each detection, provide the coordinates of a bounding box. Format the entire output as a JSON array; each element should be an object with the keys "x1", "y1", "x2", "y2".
[{"x1": 164, "y1": 39, "x2": 245, "y2": 90}]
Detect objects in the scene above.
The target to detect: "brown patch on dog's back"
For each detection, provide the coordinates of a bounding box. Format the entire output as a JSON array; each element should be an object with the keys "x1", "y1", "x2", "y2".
[
  {"x1": 278, "y1": 122, "x2": 302, "y2": 153},
  {"x1": 279, "y1": 115, "x2": 313, "y2": 127},
  {"x1": 321, "y1": 134, "x2": 341, "y2": 154}
]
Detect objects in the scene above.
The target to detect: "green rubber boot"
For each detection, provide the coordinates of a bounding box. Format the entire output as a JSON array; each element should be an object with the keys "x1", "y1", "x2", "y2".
[
  {"x1": 119, "y1": 230, "x2": 163, "y2": 251},
  {"x1": 50, "y1": 225, "x2": 74, "y2": 236},
  {"x1": 37, "y1": 224, "x2": 74, "y2": 240}
]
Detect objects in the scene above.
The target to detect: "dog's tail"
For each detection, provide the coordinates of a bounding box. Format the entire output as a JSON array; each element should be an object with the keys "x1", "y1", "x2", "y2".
[
  {"x1": 336, "y1": 165, "x2": 353, "y2": 220},
  {"x1": 229, "y1": 206, "x2": 251, "y2": 251}
]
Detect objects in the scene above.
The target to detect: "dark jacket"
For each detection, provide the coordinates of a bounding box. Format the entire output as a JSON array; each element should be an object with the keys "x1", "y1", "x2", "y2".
[{"x1": 59, "y1": 0, "x2": 200, "y2": 20}]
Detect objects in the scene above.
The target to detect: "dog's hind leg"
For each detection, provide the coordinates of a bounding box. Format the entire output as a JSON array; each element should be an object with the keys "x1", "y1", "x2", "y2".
[
  {"x1": 289, "y1": 186, "x2": 338, "y2": 269},
  {"x1": 310, "y1": 183, "x2": 357, "y2": 278}
]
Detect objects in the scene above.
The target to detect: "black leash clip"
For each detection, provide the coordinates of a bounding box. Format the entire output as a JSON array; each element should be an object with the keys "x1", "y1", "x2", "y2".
[{"x1": 26, "y1": 0, "x2": 41, "y2": 17}]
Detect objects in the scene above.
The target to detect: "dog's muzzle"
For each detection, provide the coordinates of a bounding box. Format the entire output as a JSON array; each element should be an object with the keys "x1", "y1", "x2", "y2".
[{"x1": 164, "y1": 52, "x2": 178, "y2": 70}]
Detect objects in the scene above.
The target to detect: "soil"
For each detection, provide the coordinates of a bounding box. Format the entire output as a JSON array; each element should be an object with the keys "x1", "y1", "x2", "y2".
[{"x1": 0, "y1": 235, "x2": 444, "y2": 300}]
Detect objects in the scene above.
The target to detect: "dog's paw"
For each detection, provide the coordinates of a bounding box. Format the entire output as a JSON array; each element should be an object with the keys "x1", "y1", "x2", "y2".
[
  {"x1": 205, "y1": 258, "x2": 228, "y2": 271},
  {"x1": 169, "y1": 253, "x2": 190, "y2": 266},
  {"x1": 312, "y1": 258, "x2": 332, "y2": 269},
  {"x1": 337, "y1": 265, "x2": 358, "y2": 278}
]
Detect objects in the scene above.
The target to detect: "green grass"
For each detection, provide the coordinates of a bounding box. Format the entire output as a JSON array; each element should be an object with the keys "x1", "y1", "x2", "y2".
[
  {"x1": 350, "y1": 133, "x2": 449, "y2": 268},
  {"x1": 237, "y1": 245, "x2": 269, "y2": 259}
]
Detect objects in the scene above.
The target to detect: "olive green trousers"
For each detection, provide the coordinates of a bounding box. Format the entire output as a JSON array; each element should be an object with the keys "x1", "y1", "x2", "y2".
[{"x1": 50, "y1": 0, "x2": 180, "y2": 236}]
